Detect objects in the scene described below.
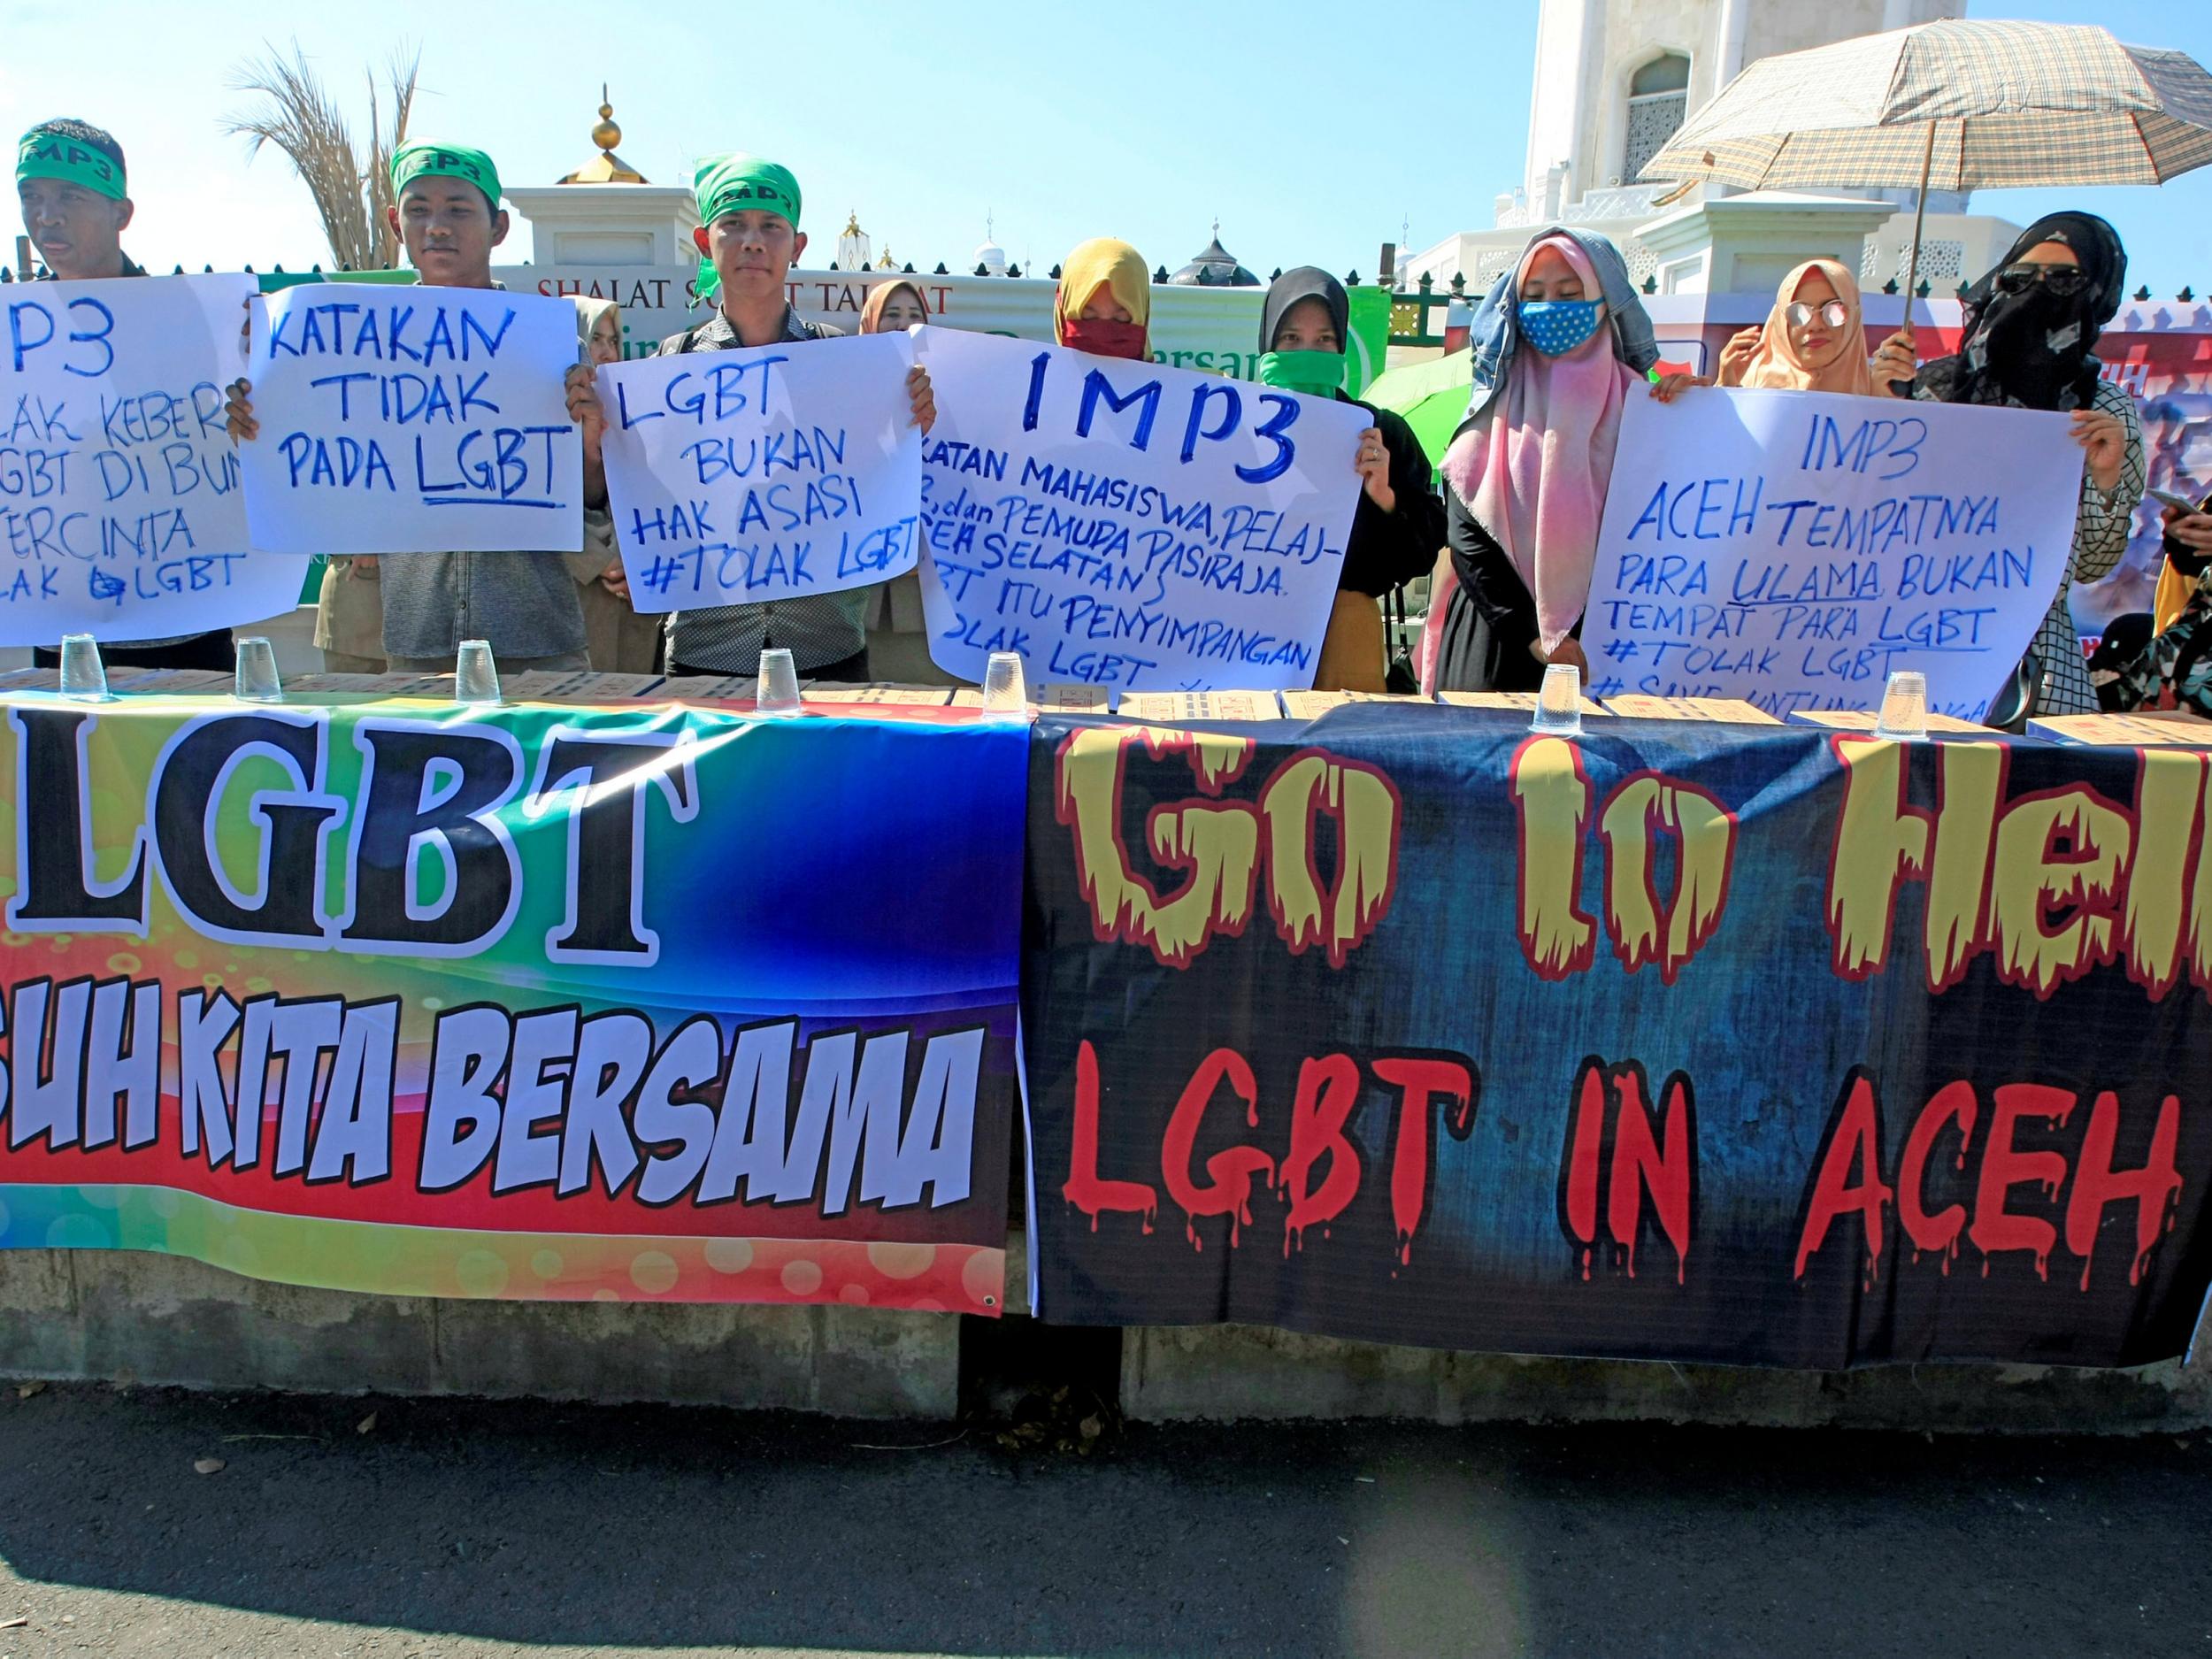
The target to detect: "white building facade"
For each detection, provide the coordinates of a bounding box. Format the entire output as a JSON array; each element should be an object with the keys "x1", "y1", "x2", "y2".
[{"x1": 1403, "y1": 0, "x2": 2020, "y2": 301}]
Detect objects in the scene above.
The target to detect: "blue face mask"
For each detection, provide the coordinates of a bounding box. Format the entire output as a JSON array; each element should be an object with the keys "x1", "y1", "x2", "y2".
[{"x1": 1518, "y1": 299, "x2": 1604, "y2": 357}]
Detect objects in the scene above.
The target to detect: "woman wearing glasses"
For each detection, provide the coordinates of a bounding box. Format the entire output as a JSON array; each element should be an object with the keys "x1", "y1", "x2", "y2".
[
  {"x1": 1870, "y1": 213, "x2": 2145, "y2": 718},
  {"x1": 1718, "y1": 260, "x2": 1873, "y2": 396}
]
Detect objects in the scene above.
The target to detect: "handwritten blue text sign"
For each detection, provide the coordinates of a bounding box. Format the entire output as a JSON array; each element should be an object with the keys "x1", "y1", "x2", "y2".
[
  {"x1": 240, "y1": 283, "x2": 583, "y2": 555},
  {"x1": 913, "y1": 326, "x2": 1365, "y2": 690},
  {"x1": 1581, "y1": 388, "x2": 2080, "y2": 720},
  {"x1": 0, "y1": 274, "x2": 303, "y2": 645},
  {"x1": 596, "y1": 332, "x2": 920, "y2": 611}
]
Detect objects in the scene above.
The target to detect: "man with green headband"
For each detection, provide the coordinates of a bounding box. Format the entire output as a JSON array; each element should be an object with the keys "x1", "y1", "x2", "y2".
[
  {"x1": 19, "y1": 117, "x2": 243, "y2": 672},
  {"x1": 17, "y1": 118, "x2": 139, "y2": 282},
  {"x1": 227, "y1": 139, "x2": 611, "y2": 675},
  {"x1": 655, "y1": 151, "x2": 936, "y2": 681}
]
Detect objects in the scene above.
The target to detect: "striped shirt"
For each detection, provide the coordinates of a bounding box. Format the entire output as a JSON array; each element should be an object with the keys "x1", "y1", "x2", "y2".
[{"x1": 652, "y1": 309, "x2": 870, "y2": 672}]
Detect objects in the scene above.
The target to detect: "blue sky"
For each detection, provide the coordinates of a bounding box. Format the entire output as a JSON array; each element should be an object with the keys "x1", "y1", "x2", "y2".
[{"x1": 6, "y1": 0, "x2": 2208, "y2": 291}]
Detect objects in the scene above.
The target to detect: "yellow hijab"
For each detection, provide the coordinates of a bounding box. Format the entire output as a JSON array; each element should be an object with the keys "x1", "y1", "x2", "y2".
[
  {"x1": 2154, "y1": 557, "x2": 2201, "y2": 636},
  {"x1": 1054, "y1": 238, "x2": 1151, "y2": 348},
  {"x1": 1731, "y1": 259, "x2": 1873, "y2": 396}
]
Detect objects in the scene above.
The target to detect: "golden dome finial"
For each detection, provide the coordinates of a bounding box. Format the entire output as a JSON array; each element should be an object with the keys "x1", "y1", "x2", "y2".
[
  {"x1": 844, "y1": 208, "x2": 863, "y2": 237},
  {"x1": 592, "y1": 84, "x2": 621, "y2": 153}
]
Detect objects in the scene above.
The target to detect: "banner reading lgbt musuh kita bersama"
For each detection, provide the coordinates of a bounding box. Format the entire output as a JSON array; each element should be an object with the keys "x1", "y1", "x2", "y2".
[
  {"x1": 1022, "y1": 706, "x2": 2212, "y2": 1367},
  {"x1": 0, "y1": 693, "x2": 1022, "y2": 1311}
]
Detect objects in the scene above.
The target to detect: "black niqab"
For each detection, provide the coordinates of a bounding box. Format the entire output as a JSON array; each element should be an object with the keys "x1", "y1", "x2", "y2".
[{"x1": 1924, "y1": 212, "x2": 2125, "y2": 411}]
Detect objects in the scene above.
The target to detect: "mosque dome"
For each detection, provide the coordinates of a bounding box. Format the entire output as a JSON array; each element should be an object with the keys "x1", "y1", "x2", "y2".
[{"x1": 1169, "y1": 221, "x2": 1258, "y2": 287}]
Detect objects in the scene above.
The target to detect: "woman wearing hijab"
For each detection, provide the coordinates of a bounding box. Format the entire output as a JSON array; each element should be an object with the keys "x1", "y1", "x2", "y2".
[
  {"x1": 567, "y1": 296, "x2": 660, "y2": 674},
  {"x1": 860, "y1": 277, "x2": 930, "y2": 334},
  {"x1": 1870, "y1": 213, "x2": 2145, "y2": 718},
  {"x1": 2101, "y1": 503, "x2": 2212, "y2": 718},
  {"x1": 1256, "y1": 267, "x2": 1445, "y2": 690},
  {"x1": 1717, "y1": 259, "x2": 1874, "y2": 396},
  {"x1": 1055, "y1": 239, "x2": 1152, "y2": 360},
  {"x1": 1418, "y1": 229, "x2": 1692, "y2": 694}
]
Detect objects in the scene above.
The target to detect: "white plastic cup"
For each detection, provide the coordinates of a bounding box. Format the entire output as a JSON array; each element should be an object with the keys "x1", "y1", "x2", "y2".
[
  {"x1": 454, "y1": 640, "x2": 502, "y2": 705},
  {"x1": 1530, "y1": 662, "x2": 1583, "y2": 737},
  {"x1": 1873, "y1": 670, "x2": 1928, "y2": 741},
  {"x1": 58, "y1": 634, "x2": 110, "y2": 702},
  {"x1": 980, "y1": 650, "x2": 1028, "y2": 718},
  {"x1": 755, "y1": 647, "x2": 802, "y2": 718},
  {"x1": 234, "y1": 636, "x2": 283, "y2": 703}
]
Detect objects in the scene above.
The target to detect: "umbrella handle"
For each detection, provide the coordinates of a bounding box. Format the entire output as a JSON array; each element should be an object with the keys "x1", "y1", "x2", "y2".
[{"x1": 1892, "y1": 122, "x2": 1939, "y2": 396}]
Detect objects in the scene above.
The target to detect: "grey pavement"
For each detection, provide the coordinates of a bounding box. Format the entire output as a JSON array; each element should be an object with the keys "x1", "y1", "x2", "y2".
[{"x1": 0, "y1": 1380, "x2": 2204, "y2": 1658}]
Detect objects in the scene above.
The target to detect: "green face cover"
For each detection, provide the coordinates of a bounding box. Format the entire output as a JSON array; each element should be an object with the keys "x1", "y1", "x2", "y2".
[
  {"x1": 16, "y1": 129, "x2": 126, "y2": 202},
  {"x1": 1256, "y1": 349, "x2": 1346, "y2": 397},
  {"x1": 388, "y1": 140, "x2": 503, "y2": 211}
]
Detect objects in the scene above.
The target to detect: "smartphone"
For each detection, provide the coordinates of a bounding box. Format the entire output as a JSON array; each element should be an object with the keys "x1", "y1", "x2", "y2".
[{"x1": 2148, "y1": 487, "x2": 2207, "y2": 514}]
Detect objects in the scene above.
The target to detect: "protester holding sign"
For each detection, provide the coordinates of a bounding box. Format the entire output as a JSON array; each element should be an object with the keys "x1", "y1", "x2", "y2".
[
  {"x1": 1870, "y1": 213, "x2": 2145, "y2": 717},
  {"x1": 16, "y1": 119, "x2": 237, "y2": 672},
  {"x1": 653, "y1": 153, "x2": 935, "y2": 681},
  {"x1": 1054, "y1": 239, "x2": 1152, "y2": 361},
  {"x1": 1717, "y1": 260, "x2": 1875, "y2": 396},
  {"x1": 1257, "y1": 267, "x2": 1442, "y2": 691},
  {"x1": 567, "y1": 297, "x2": 658, "y2": 672},
  {"x1": 225, "y1": 138, "x2": 609, "y2": 673},
  {"x1": 1417, "y1": 230, "x2": 1680, "y2": 694}
]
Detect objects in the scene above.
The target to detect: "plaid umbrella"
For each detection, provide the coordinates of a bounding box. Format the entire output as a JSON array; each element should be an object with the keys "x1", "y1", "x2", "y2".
[{"x1": 1643, "y1": 19, "x2": 2212, "y2": 294}]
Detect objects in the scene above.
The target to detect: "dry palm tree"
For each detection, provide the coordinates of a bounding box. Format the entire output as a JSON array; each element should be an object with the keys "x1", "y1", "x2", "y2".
[{"x1": 225, "y1": 42, "x2": 419, "y2": 271}]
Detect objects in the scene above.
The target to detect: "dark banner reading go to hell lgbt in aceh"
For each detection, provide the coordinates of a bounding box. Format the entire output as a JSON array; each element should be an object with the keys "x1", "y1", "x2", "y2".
[
  {"x1": 0, "y1": 692, "x2": 1023, "y2": 1313},
  {"x1": 1022, "y1": 706, "x2": 2212, "y2": 1368}
]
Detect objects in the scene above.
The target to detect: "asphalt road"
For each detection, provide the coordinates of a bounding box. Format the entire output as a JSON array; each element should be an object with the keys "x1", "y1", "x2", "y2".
[{"x1": 0, "y1": 1381, "x2": 2202, "y2": 1658}]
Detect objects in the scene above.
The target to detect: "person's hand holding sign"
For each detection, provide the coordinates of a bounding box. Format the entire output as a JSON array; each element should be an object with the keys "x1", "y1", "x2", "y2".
[
  {"x1": 1354, "y1": 426, "x2": 1394, "y2": 513},
  {"x1": 2070, "y1": 404, "x2": 2127, "y2": 496},
  {"x1": 565, "y1": 362, "x2": 609, "y2": 507},
  {"x1": 907, "y1": 365, "x2": 937, "y2": 435}
]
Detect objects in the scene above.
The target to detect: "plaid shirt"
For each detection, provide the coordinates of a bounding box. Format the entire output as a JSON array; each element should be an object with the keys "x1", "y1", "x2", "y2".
[
  {"x1": 1914, "y1": 377, "x2": 2144, "y2": 718},
  {"x1": 651, "y1": 308, "x2": 869, "y2": 673}
]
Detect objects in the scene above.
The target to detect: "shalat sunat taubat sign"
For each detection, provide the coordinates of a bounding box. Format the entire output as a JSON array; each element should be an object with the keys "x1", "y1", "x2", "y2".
[
  {"x1": 0, "y1": 694, "x2": 1023, "y2": 1312},
  {"x1": 1021, "y1": 707, "x2": 2212, "y2": 1367}
]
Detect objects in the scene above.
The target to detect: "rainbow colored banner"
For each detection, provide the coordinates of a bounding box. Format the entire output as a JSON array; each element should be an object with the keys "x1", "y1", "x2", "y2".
[{"x1": 0, "y1": 692, "x2": 1025, "y2": 1313}]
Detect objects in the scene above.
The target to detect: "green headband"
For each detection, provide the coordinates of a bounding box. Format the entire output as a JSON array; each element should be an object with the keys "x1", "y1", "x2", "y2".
[
  {"x1": 695, "y1": 152, "x2": 801, "y2": 232},
  {"x1": 389, "y1": 140, "x2": 502, "y2": 210},
  {"x1": 16, "y1": 129, "x2": 126, "y2": 202}
]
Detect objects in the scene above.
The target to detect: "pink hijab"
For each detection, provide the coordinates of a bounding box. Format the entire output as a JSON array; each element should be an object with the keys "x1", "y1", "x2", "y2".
[{"x1": 1420, "y1": 234, "x2": 1633, "y2": 687}]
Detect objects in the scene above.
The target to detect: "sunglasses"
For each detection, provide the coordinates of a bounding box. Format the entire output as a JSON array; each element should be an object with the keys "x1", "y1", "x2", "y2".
[
  {"x1": 1995, "y1": 262, "x2": 2091, "y2": 297},
  {"x1": 1785, "y1": 300, "x2": 1852, "y2": 331}
]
